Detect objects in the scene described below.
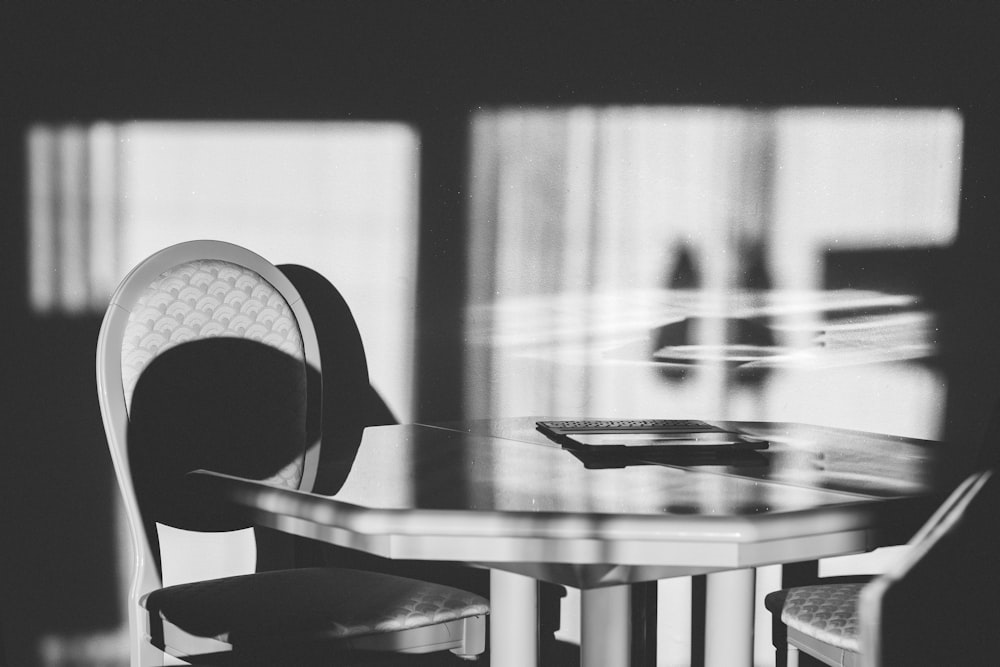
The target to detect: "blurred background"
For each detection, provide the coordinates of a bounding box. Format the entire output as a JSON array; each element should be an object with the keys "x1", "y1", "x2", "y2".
[{"x1": 3, "y1": 4, "x2": 1000, "y2": 666}]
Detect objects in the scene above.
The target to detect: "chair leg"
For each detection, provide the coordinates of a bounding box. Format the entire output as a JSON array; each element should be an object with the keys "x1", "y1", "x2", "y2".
[
  {"x1": 788, "y1": 645, "x2": 800, "y2": 667},
  {"x1": 449, "y1": 615, "x2": 487, "y2": 660}
]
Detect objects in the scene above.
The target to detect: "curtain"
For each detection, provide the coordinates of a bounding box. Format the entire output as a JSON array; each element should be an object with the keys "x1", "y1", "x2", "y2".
[{"x1": 465, "y1": 106, "x2": 961, "y2": 428}]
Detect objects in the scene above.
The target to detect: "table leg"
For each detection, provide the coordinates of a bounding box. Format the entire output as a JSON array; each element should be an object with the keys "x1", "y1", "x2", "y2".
[
  {"x1": 490, "y1": 569, "x2": 538, "y2": 667},
  {"x1": 704, "y1": 568, "x2": 756, "y2": 667},
  {"x1": 581, "y1": 584, "x2": 632, "y2": 667}
]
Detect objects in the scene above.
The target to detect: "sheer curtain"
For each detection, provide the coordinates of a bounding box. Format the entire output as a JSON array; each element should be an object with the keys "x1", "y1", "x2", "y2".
[{"x1": 466, "y1": 106, "x2": 961, "y2": 429}]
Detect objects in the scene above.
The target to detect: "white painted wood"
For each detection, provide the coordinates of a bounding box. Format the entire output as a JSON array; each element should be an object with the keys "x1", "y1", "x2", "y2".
[
  {"x1": 581, "y1": 584, "x2": 632, "y2": 667},
  {"x1": 705, "y1": 568, "x2": 756, "y2": 667},
  {"x1": 490, "y1": 569, "x2": 538, "y2": 667}
]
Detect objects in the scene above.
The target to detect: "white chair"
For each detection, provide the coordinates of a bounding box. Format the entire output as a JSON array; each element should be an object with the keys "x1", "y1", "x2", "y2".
[
  {"x1": 97, "y1": 240, "x2": 487, "y2": 665},
  {"x1": 765, "y1": 468, "x2": 999, "y2": 666}
]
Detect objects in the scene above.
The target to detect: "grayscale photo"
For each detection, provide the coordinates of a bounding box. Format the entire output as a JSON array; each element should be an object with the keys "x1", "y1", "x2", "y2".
[{"x1": 2, "y1": 3, "x2": 998, "y2": 667}]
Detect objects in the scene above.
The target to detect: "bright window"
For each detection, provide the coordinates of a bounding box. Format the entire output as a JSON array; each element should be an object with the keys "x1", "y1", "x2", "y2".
[{"x1": 28, "y1": 121, "x2": 420, "y2": 420}]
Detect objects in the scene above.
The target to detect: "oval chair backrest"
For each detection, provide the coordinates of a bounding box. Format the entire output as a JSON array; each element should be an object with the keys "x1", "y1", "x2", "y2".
[
  {"x1": 96, "y1": 241, "x2": 322, "y2": 663},
  {"x1": 121, "y1": 257, "x2": 309, "y2": 496},
  {"x1": 120, "y1": 259, "x2": 304, "y2": 411}
]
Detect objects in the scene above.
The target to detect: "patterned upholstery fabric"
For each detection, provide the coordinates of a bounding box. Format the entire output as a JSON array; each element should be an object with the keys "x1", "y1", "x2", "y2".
[
  {"x1": 122, "y1": 259, "x2": 303, "y2": 404},
  {"x1": 121, "y1": 259, "x2": 305, "y2": 488},
  {"x1": 144, "y1": 567, "x2": 490, "y2": 642},
  {"x1": 779, "y1": 583, "x2": 864, "y2": 652}
]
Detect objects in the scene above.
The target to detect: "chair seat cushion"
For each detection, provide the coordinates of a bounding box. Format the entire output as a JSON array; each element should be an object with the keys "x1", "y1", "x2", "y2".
[
  {"x1": 773, "y1": 583, "x2": 864, "y2": 652},
  {"x1": 143, "y1": 567, "x2": 489, "y2": 643}
]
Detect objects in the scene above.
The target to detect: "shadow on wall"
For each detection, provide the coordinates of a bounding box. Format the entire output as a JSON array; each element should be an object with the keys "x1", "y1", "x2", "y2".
[{"x1": 1, "y1": 316, "x2": 125, "y2": 667}]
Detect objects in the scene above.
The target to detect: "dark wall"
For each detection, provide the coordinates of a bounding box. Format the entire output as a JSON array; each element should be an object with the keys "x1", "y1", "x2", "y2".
[{"x1": 2, "y1": 3, "x2": 1000, "y2": 664}]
